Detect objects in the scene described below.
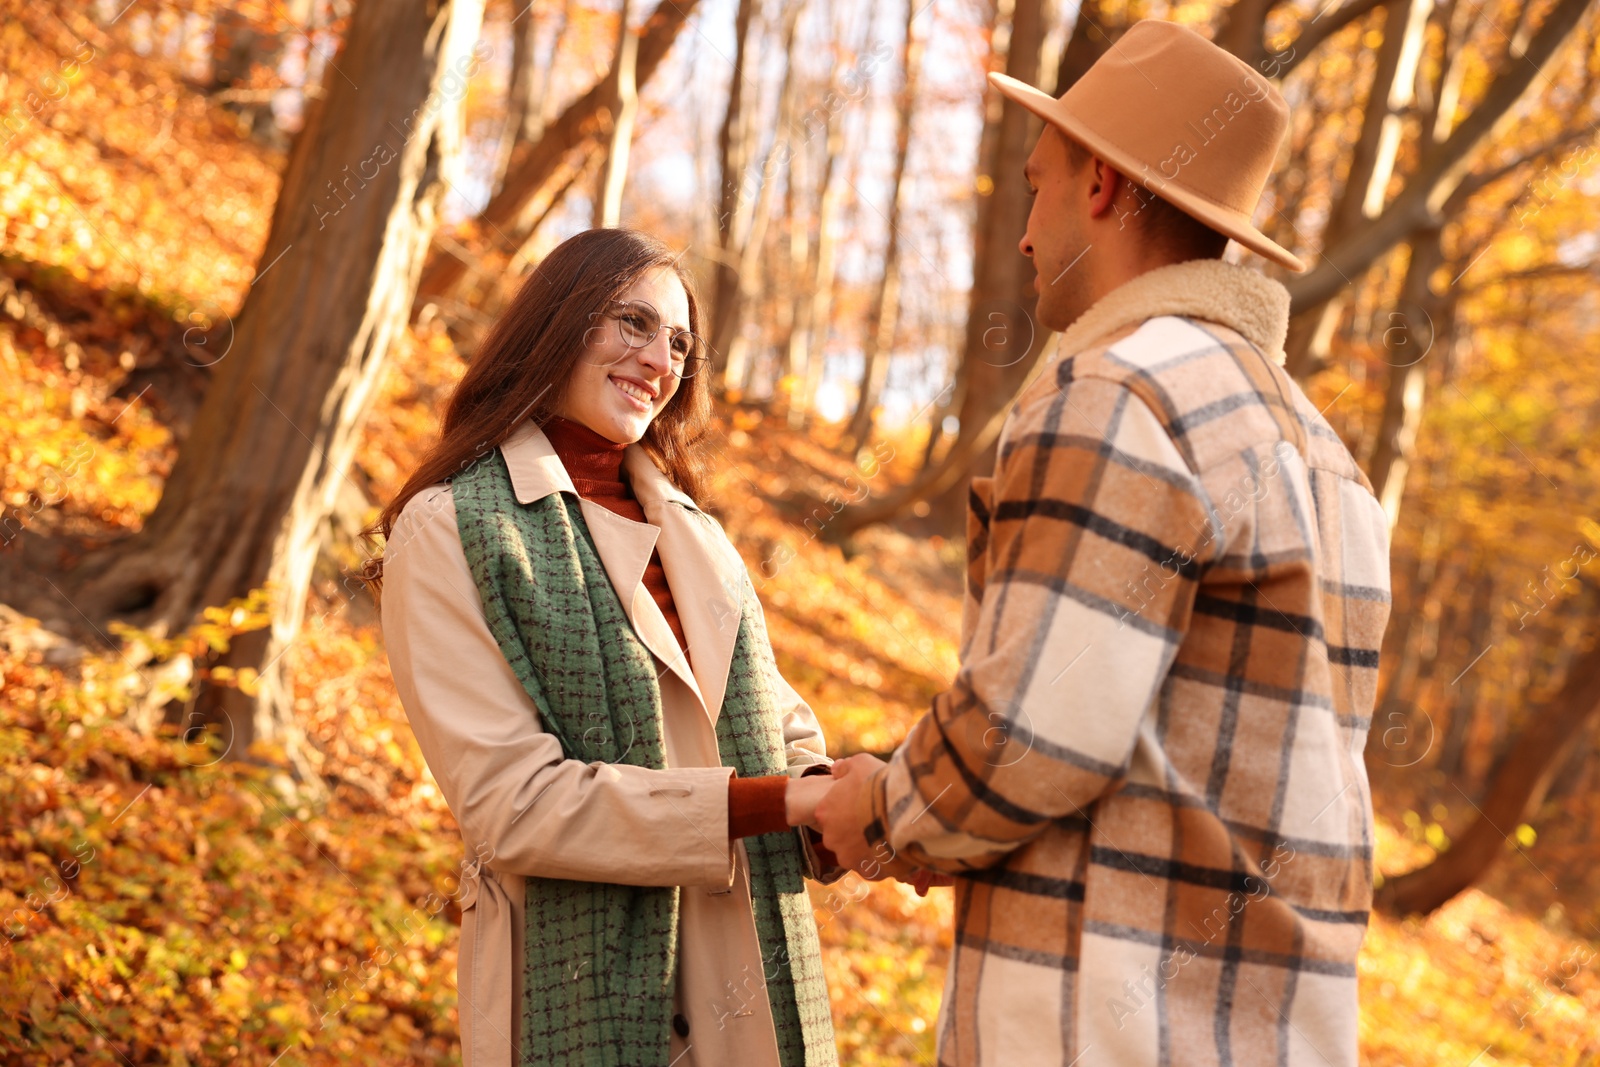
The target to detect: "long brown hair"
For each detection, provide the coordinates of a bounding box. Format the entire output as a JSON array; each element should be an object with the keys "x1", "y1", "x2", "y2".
[{"x1": 360, "y1": 228, "x2": 714, "y2": 597}]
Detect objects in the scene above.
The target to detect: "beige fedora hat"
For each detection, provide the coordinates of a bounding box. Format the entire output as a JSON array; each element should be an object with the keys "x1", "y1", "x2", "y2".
[{"x1": 990, "y1": 19, "x2": 1305, "y2": 272}]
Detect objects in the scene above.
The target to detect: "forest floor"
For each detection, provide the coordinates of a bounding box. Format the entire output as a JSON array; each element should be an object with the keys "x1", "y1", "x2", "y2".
[
  {"x1": 3, "y1": 37, "x2": 1599, "y2": 1063},
  {"x1": 4, "y1": 386, "x2": 1599, "y2": 1062}
]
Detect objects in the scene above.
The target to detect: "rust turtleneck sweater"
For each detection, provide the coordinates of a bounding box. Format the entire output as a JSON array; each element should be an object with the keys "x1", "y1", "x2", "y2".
[
  {"x1": 542, "y1": 414, "x2": 689, "y2": 652},
  {"x1": 541, "y1": 415, "x2": 794, "y2": 840}
]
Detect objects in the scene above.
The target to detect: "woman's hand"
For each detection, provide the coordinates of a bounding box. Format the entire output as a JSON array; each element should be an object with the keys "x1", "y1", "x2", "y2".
[{"x1": 785, "y1": 773, "x2": 834, "y2": 830}]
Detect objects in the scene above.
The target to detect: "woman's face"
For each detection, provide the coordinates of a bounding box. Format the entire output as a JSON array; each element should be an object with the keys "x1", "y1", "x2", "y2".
[{"x1": 555, "y1": 267, "x2": 690, "y2": 444}]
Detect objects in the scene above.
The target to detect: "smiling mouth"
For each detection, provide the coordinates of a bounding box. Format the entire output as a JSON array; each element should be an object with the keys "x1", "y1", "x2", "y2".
[{"x1": 610, "y1": 376, "x2": 655, "y2": 410}]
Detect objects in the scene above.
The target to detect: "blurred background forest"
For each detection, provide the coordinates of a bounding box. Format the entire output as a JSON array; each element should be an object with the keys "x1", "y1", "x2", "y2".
[{"x1": 2, "y1": 0, "x2": 1599, "y2": 1062}]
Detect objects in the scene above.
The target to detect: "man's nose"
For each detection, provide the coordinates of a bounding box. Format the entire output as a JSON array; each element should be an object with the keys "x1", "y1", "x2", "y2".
[{"x1": 1018, "y1": 231, "x2": 1033, "y2": 258}]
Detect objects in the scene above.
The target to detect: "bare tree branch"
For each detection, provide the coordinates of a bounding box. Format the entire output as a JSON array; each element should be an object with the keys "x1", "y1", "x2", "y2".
[
  {"x1": 1277, "y1": 0, "x2": 1391, "y2": 78},
  {"x1": 1376, "y1": 625, "x2": 1600, "y2": 917},
  {"x1": 1460, "y1": 260, "x2": 1600, "y2": 294},
  {"x1": 412, "y1": 0, "x2": 701, "y2": 307},
  {"x1": 1284, "y1": 0, "x2": 1592, "y2": 313},
  {"x1": 1449, "y1": 127, "x2": 1599, "y2": 206}
]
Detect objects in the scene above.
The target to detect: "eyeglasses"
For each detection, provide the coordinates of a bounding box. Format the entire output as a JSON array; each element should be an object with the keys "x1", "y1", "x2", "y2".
[{"x1": 600, "y1": 299, "x2": 710, "y2": 379}]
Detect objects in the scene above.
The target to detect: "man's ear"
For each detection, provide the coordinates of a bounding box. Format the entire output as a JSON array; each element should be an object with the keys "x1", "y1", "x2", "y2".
[{"x1": 1085, "y1": 157, "x2": 1122, "y2": 220}]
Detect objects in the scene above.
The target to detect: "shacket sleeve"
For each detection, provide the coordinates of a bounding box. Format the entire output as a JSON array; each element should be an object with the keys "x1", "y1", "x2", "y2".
[
  {"x1": 865, "y1": 376, "x2": 1221, "y2": 871},
  {"x1": 380, "y1": 484, "x2": 736, "y2": 888}
]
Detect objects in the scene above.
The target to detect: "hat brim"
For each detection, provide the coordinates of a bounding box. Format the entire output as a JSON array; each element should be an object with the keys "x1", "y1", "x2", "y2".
[{"x1": 988, "y1": 71, "x2": 1306, "y2": 273}]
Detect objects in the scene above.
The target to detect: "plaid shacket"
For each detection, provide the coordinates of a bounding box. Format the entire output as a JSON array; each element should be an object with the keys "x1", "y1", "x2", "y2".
[{"x1": 864, "y1": 260, "x2": 1391, "y2": 1067}]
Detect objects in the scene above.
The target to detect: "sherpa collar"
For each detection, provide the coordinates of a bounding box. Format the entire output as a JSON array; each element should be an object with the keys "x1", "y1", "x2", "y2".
[{"x1": 1021, "y1": 259, "x2": 1291, "y2": 394}]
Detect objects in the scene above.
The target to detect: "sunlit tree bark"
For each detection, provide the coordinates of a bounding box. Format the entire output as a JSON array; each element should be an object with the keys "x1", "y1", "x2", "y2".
[
  {"x1": 845, "y1": 0, "x2": 924, "y2": 447},
  {"x1": 593, "y1": 0, "x2": 639, "y2": 229},
  {"x1": 412, "y1": 0, "x2": 700, "y2": 308},
  {"x1": 835, "y1": 0, "x2": 1074, "y2": 537},
  {"x1": 76, "y1": 0, "x2": 488, "y2": 766}
]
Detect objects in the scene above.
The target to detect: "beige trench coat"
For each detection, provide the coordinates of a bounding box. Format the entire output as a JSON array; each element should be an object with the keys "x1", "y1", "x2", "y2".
[{"x1": 380, "y1": 418, "x2": 836, "y2": 1067}]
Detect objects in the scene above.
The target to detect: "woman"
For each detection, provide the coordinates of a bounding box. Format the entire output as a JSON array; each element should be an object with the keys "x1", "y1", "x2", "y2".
[{"x1": 368, "y1": 228, "x2": 843, "y2": 1067}]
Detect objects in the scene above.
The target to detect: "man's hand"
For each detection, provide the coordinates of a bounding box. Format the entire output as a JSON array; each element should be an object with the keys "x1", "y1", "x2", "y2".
[
  {"x1": 784, "y1": 773, "x2": 833, "y2": 830},
  {"x1": 815, "y1": 753, "x2": 890, "y2": 876},
  {"x1": 815, "y1": 755, "x2": 959, "y2": 893}
]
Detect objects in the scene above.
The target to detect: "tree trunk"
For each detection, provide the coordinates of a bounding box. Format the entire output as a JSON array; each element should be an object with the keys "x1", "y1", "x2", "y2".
[
  {"x1": 708, "y1": 0, "x2": 761, "y2": 390},
  {"x1": 488, "y1": 1, "x2": 545, "y2": 194},
  {"x1": 75, "y1": 0, "x2": 488, "y2": 765},
  {"x1": 833, "y1": 0, "x2": 1094, "y2": 538},
  {"x1": 1365, "y1": 527, "x2": 1444, "y2": 778},
  {"x1": 721, "y1": 0, "x2": 807, "y2": 398},
  {"x1": 793, "y1": 120, "x2": 851, "y2": 428},
  {"x1": 754, "y1": 2, "x2": 811, "y2": 406},
  {"x1": 1372, "y1": 508, "x2": 1444, "y2": 716},
  {"x1": 593, "y1": 0, "x2": 640, "y2": 228},
  {"x1": 1210, "y1": 0, "x2": 1277, "y2": 71},
  {"x1": 787, "y1": 7, "x2": 869, "y2": 429},
  {"x1": 1365, "y1": 224, "x2": 1445, "y2": 524},
  {"x1": 1433, "y1": 569, "x2": 1496, "y2": 780},
  {"x1": 1282, "y1": 0, "x2": 1430, "y2": 382},
  {"x1": 531, "y1": 0, "x2": 576, "y2": 146},
  {"x1": 1376, "y1": 621, "x2": 1600, "y2": 916},
  {"x1": 412, "y1": 0, "x2": 700, "y2": 308},
  {"x1": 844, "y1": 0, "x2": 923, "y2": 446},
  {"x1": 774, "y1": 76, "x2": 809, "y2": 405}
]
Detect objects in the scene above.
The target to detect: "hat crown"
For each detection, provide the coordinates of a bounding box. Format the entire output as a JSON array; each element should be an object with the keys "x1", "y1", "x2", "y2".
[
  {"x1": 985, "y1": 18, "x2": 1305, "y2": 270},
  {"x1": 1062, "y1": 20, "x2": 1288, "y2": 214}
]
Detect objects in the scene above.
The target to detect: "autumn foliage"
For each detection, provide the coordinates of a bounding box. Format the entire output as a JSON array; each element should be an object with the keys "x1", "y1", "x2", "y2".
[{"x1": 5, "y1": 0, "x2": 1600, "y2": 1065}]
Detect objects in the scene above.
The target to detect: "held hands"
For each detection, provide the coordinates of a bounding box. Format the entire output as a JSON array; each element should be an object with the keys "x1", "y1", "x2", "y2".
[
  {"x1": 786, "y1": 754, "x2": 955, "y2": 897},
  {"x1": 812, "y1": 753, "x2": 885, "y2": 873}
]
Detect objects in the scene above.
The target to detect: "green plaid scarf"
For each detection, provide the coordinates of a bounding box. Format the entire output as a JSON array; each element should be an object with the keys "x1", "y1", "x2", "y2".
[{"x1": 451, "y1": 448, "x2": 834, "y2": 1067}]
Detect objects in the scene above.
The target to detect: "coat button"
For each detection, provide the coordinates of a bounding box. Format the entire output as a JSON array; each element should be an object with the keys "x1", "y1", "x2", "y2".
[{"x1": 672, "y1": 1013, "x2": 690, "y2": 1038}]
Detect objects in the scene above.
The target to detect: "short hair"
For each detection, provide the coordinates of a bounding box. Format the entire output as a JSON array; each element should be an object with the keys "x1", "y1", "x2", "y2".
[{"x1": 1060, "y1": 133, "x2": 1230, "y2": 262}]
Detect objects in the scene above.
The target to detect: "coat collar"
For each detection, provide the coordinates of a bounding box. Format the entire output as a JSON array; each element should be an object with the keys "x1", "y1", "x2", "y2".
[
  {"x1": 500, "y1": 417, "x2": 700, "y2": 512},
  {"x1": 497, "y1": 419, "x2": 740, "y2": 728},
  {"x1": 1020, "y1": 258, "x2": 1291, "y2": 394}
]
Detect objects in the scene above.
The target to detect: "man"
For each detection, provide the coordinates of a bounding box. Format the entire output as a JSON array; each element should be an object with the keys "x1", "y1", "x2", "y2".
[{"x1": 815, "y1": 20, "x2": 1392, "y2": 1067}]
